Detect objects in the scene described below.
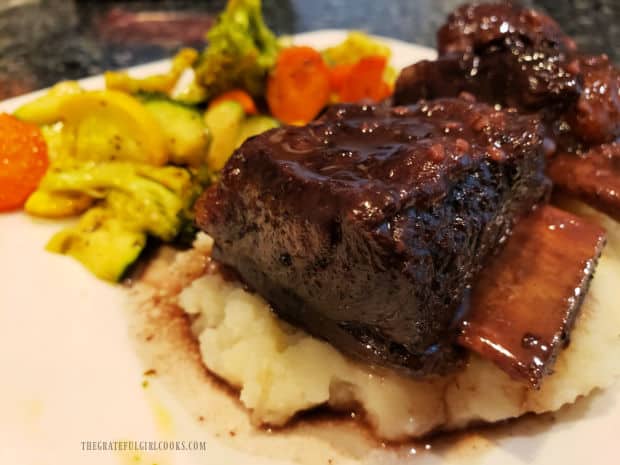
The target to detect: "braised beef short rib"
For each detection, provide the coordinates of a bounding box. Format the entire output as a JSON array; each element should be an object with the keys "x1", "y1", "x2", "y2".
[
  {"x1": 394, "y1": 2, "x2": 620, "y2": 220},
  {"x1": 196, "y1": 98, "x2": 548, "y2": 377}
]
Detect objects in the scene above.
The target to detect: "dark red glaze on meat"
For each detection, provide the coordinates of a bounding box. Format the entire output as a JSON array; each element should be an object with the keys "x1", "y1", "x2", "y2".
[
  {"x1": 394, "y1": 2, "x2": 620, "y2": 220},
  {"x1": 568, "y1": 55, "x2": 620, "y2": 146},
  {"x1": 459, "y1": 205, "x2": 606, "y2": 388},
  {"x1": 548, "y1": 143, "x2": 620, "y2": 221},
  {"x1": 393, "y1": 46, "x2": 580, "y2": 115},
  {"x1": 395, "y1": 3, "x2": 582, "y2": 128},
  {"x1": 196, "y1": 98, "x2": 548, "y2": 377},
  {"x1": 437, "y1": 2, "x2": 576, "y2": 55}
]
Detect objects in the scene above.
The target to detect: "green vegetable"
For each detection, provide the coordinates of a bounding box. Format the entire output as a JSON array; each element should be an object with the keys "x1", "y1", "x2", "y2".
[
  {"x1": 143, "y1": 98, "x2": 210, "y2": 166},
  {"x1": 59, "y1": 90, "x2": 168, "y2": 165},
  {"x1": 47, "y1": 207, "x2": 147, "y2": 282},
  {"x1": 171, "y1": 79, "x2": 209, "y2": 105},
  {"x1": 235, "y1": 115, "x2": 279, "y2": 147},
  {"x1": 175, "y1": 164, "x2": 214, "y2": 248},
  {"x1": 204, "y1": 102, "x2": 279, "y2": 171},
  {"x1": 105, "y1": 48, "x2": 198, "y2": 96},
  {"x1": 13, "y1": 81, "x2": 83, "y2": 125},
  {"x1": 40, "y1": 122, "x2": 69, "y2": 161},
  {"x1": 18, "y1": 89, "x2": 170, "y2": 166},
  {"x1": 35, "y1": 160, "x2": 195, "y2": 281},
  {"x1": 204, "y1": 100, "x2": 246, "y2": 170},
  {"x1": 25, "y1": 189, "x2": 92, "y2": 218},
  {"x1": 38, "y1": 161, "x2": 192, "y2": 239},
  {"x1": 194, "y1": 0, "x2": 279, "y2": 100}
]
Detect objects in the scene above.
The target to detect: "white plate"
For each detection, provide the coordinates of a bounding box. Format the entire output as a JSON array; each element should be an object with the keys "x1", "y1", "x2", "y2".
[{"x1": 0, "y1": 29, "x2": 617, "y2": 465}]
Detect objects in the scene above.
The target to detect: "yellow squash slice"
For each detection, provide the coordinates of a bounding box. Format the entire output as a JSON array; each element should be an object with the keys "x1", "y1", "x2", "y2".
[{"x1": 59, "y1": 90, "x2": 168, "y2": 165}]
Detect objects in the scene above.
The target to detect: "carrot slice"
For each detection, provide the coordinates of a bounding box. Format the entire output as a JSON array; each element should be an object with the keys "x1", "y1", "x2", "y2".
[
  {"x1": 209, "y1": 89, "x2": 258, "y2": 115},
  {"x1": 0, "y1": 113, "x2": 49, "y2": 212},
  {"x1": 266, "y1": 46, "x2": 331, "y2": 124},
  {"x1": 337, "y1": 55, "x2": 392, "y2": 103},
  {"x1": 329, "y1": 63, "x2": 355, "y2": 95}
]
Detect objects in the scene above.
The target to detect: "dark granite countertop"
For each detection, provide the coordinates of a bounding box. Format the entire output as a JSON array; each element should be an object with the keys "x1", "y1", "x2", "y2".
[{"x1": 1, "y1": 0, "x2": 619, "y2": 100}]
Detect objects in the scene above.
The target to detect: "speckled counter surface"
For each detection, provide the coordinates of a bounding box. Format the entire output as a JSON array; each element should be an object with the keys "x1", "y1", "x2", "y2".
[{"x1": 0, "y1": 0, "x2": 618, "y2": 99}]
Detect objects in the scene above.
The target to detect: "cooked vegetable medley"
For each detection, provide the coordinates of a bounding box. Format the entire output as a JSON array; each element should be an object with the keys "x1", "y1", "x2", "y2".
[{"x1": 1, "y1": 0, "x2": 396, "y2": 281}]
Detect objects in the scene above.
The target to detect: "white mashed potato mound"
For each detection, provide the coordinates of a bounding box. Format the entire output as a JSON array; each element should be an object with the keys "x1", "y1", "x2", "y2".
[{"x1": 177, "y1": 210, "x2": 620, "y2": 441}]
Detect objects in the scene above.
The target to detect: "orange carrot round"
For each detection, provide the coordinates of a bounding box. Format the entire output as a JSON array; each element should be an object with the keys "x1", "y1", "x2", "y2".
[
  {"x1": 266, "y1": 46, "x2": 331, "y2": 124},
  {"x1": 329, "y1": 63, "x2": 355, "y2": 95},
  {"x1": 0, "y1": 113, "x2": 49, "y2": 212},
  {"x1": 337, "y1": 55, "x2": 392, "y2": 103},
  {"x1": 209, "y1": 89, "x2": 258, "y2": 115}
]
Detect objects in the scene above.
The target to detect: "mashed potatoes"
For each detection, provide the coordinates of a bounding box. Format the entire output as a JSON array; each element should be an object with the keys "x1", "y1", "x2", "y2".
[{"x1": 171, "y1": 205, "x2": 620, "y2": 441}]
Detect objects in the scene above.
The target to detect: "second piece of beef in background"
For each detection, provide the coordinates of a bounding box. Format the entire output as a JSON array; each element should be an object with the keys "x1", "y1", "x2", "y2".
[
  {"x1": 394, "y1": 2, "x2": 620, "y2": 220},
  {"x1": 395, "y1": 2, "x2": 620, "y2": 149},
  {"x1": 437, "y1": 2, "x2": 576, "y2": 55},
  {"x1": 393, "y1": 44, "x2": 580, "y2": 120},
  {"x1": 549, "y1": 143, "x2": 620, "y2": 221},
  {"x1": 568, "y1": 54, "x2": 620, "y2": 146},
  {"x1": 395, "y1": 3, "x2": 582, "y2": 135}
]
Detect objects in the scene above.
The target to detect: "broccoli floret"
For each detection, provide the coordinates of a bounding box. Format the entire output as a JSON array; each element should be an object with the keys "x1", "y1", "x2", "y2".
[{"x1": 194, "y1": 0, "x2": 279, "y2": 99}]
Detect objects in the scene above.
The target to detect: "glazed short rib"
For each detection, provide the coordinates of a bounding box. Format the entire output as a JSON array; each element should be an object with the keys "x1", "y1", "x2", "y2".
[
  {"x1": 196, "y1": 97, "x2": 549, "y2": 377},
  {"x1": 393, "y1": 2, "x2": 620, "y2": 220}
]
